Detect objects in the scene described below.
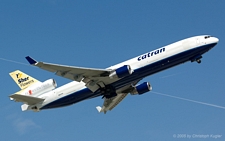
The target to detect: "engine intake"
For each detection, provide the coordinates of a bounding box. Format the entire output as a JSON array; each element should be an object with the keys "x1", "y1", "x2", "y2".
[
  {"x1": 109, "y1": 65, "x2": 133, "y2": 79},
  {"x1": 130, "y1": 82, "x2": 152, "y2": 95}
]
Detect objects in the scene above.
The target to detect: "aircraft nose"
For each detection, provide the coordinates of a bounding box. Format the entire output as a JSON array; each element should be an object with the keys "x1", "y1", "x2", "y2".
[{"x1": 213, "y1": 37, "x2": 219, "y2": 43}]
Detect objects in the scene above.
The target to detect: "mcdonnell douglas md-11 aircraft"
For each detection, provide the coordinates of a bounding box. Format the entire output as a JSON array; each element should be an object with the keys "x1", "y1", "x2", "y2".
[{"x1": 9, "y1": 35, "x2": 219, "y2": 113}]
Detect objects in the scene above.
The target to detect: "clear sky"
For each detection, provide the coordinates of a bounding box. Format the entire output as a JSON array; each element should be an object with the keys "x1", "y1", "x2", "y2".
[{"x1": 0, "y1": 1, "x2": 225, "y2": 141}]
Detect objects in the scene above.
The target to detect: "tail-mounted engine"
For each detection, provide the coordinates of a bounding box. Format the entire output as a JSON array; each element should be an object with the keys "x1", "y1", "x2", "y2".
[
  {"x1": 24, "y1": 79, "x2": 57, "y2": 96},
  {"x1": 130, "y1": 82, "x2": 152, "y2": 95},
  {"x1": 109, "y1": 65, "x2": 133, "y2": 79}
]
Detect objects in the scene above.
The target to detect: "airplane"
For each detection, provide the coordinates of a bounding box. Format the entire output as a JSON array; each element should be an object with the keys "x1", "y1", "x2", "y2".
[{"x1": 9, "y1": 35, "x2": 219, "y2": 113}]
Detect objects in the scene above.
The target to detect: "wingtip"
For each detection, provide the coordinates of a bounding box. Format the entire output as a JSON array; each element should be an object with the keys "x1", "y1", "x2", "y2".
[
  {"x1": 96, "y1": 106, "x2": 102, "y2": 113},
  {"x1": 25, "y1": 56, "x2": 37, "y2": 65}
]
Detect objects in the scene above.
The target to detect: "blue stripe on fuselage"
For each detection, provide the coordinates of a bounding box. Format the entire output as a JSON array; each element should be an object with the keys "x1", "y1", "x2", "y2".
[{"x1": 41, "y1": 43, "x2": 217, "y2": 110}]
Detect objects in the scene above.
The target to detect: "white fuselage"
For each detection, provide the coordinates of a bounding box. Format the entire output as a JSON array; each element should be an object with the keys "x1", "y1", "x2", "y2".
[{"x1": 34, "y1": 35, "x2": 218, "y2": 110}]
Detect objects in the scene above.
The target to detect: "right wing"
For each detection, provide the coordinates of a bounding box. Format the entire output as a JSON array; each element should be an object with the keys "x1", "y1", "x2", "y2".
[
  {"x1": 96, "y1": 93, "x2": 128, "y2": 114},
  {"x1": 10, "y1": 94, "x2": 45, "y2": 105},
  {"x1": 96, "y1": 80, "x2": 141, "y2": 114}
]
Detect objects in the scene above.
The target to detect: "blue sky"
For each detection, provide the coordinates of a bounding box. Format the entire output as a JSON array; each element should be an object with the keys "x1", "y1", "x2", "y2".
[{"x1": 0, "y1": 1, "x2": 225, "y2": 141}]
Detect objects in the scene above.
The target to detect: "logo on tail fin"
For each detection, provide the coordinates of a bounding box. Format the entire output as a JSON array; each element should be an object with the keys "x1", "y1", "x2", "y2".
[
  {"x1": 9, "y1": 70, "x2": 40, "y2": 90},
  {"x1": 18, "y1": 77, "x2": 34, "y2": 87},
  {"x1": 16, "y1": 72, "x2": 33, "y2": 85},
  {"x1": 16, "y1": 73, "x2": 22, "y2": 79}
]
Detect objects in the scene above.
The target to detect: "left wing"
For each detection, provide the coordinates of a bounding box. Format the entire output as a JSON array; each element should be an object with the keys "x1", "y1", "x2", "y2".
[
  {"x1": 25, "y1": 56, "x2": 111, "y2": 78},
  {"x1": 25, "y1": 56, "x2": 115, "y2": 92}
]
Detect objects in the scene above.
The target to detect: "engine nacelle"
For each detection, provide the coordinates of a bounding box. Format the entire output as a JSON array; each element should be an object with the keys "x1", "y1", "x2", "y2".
[
  {"x1": 24, "y1": 79, "x2": 57, "y2": 96},
  {"x1": 109, "y1": 65, "x2": 133, "y2": 79},
  {"x1": 130, "y1": 82, "x2": 152, "y2": 95}
]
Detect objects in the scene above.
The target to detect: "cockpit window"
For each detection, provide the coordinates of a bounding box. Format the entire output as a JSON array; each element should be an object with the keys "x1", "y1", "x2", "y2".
[{"x1": 205, "y1": 36, "x2": 211, "y2": 39}]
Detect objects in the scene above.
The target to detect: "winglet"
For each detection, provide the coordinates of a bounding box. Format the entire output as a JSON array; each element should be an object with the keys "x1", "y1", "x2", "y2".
[
  {"x1": 25, "y1": 56, "x2": 37, "y2": 65},
  {"x1": 96, "y1": 106, "x2": 102, "y2": 113}
]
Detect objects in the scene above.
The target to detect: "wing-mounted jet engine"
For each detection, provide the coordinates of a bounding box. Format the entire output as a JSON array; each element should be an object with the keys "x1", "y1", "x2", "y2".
[
  {"x1": 130, "y1": 82, "x2": 152, "y2": 95},
  {"x1": 109, "y1": 65, "x2": 133, "y2": 79}
]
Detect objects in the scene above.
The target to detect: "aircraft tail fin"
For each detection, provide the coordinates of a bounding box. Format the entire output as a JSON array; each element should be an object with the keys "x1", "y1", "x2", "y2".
[{"x1": 9, "y1": 70, "x2": 40, "y2": 90}]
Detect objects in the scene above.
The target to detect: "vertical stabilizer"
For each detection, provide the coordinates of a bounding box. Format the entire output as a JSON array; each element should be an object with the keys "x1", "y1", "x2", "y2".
[{"x1": 9, "y1": 70, "x2": 40, "y2": 90}]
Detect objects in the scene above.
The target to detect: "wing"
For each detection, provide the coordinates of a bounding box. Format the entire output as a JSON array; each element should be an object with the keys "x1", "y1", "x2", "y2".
[
  {"x1": 96, "y1": 80, "x2": 141, "y2": 114},
  {"x1": 96, "y1": 93, "x2": 128, "y2": 114},
  {"x1": 25, "y1": 56, "x2": 115, "y2": 92},
  {"x1": 10, "y1": 94, "x2": 45, "y2": 105},
  {"x1": 26, "y1": 56, "x2": 110, "y2": 78}
]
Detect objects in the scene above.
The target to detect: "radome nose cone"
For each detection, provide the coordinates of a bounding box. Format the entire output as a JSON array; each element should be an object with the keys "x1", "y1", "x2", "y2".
[{"x1": 214, "y1": 37, "x2": 219, "y2": 43}]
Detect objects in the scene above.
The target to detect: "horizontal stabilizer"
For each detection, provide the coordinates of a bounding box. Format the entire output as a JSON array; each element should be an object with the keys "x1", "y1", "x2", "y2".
[{"x1": 10, "y1": 94, "x2": 44, "y2": 105}]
